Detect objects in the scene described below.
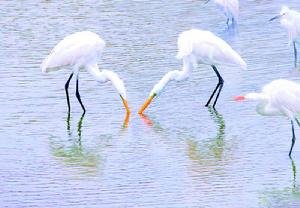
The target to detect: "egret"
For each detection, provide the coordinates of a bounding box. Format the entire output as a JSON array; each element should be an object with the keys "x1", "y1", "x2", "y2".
[
  {"x1": 41, "y1": 31, "x2": 130, "y2": 115},
  {"x1": 139, "y1": 29, "x2": 246, "y2": 114},
  {"x1": 234, "y1": 79, "x2": 300, "y2": 157},
  {"x1": 270, "y1": 6, "x2": 300, "y2": 68},
  {"x1": 206, "y1": 0, "x2": 239, "y2": 26}
]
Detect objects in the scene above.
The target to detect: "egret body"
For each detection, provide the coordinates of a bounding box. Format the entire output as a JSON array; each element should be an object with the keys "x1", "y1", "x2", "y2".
[
  {"x1": 139, "y1": 29, "x2": 246, "y2": 114},
  {"x1": 235, "y1": 79, "x2": 300, "y2": 157},
  {"x1": 41, "y1": 31, "x2": 130, "y2": 114}
]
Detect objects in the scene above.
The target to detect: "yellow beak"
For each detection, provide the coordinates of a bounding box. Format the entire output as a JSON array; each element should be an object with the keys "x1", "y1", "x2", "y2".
[
  {"x1": 138, "y1": 94, "x2": 155, "y2": 114},
  {"x1": 120, "y1": 95, "x2": 130, "y2": 115}
]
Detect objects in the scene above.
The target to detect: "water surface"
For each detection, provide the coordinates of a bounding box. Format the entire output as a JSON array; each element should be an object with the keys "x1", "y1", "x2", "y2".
[{"x1": 1, "y1": 0, "x2": 300, "y2": 207}]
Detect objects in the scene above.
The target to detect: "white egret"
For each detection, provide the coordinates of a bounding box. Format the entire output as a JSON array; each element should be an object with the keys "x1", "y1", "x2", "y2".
[
  {"x1": 234, "y1": 79, "x2": 300, "y2": 157},
  {"x1": 139, "y1": 29, "x2": 246, "y2": 114},
  {"x1": 206, "y1": 0, "x2": 239, "y2": 26},
  {"x1": 270, "y1": 6, "x2": 300, "y2": 68},
  {"x1": 41, "y1": 31, "x2": 130, "y2": 114}
]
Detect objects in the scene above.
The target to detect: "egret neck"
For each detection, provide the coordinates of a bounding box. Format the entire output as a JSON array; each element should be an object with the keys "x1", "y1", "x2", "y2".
[
  {"x1": 87, "y1": 63, "x2": 130, "y2": 114},
  {"x1": 138, "y1": 58, "x2": 194, "y2": 114}
]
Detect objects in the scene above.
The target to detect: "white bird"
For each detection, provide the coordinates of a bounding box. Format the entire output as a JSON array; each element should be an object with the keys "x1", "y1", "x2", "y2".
[
  {"x1": 234, "y1": 79, "x2": 300, "y2": 157},
  {"x1": 270, "y1": 6, "x2": 300, "y2": 68},
  {"x1": 139, "y1": 29, "x2": 246, "y2": 114},
  {"x1": 41, "y1": 31, "x2": 130, "y2": 114},
  {"x1": 206, "y1": 0, "x2": 239, "y2": 26}
]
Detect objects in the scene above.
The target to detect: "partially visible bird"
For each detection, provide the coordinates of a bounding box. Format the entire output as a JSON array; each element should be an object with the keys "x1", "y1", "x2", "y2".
[
  {"x1": 206, "y1": 0, "x2": 239, "y2": 26},
  {"x1": 234, "y1": 79, "x2": 300, "y2": 157},
  {"x1": 41, "y1": 31, "x2": 130, "y2": 115},
  {"x1": 138, "y1": 29, "x2": 246, "y2": 114},
  {"x1": 270, "y1": 6, "x2": 300, "y2": 68}
]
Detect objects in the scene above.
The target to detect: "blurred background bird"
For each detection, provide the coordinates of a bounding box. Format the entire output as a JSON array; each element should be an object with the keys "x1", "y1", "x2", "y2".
[
  {"x1": 205, "y1": 0, "x2": 239, "y2": 26},
  {"x1": 270, "y1": 6, "x2": 300, "y2": 68}
]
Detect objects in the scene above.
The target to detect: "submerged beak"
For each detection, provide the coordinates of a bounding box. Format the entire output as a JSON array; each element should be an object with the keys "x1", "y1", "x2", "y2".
[
  {"x1": 138, "y1": 94, "x2": 156, "y2": 114},
  {"x1": 234, "y1": 95, "x2": 245, "y2": 102},
  {"x1": 120, "y1": 95, "x2": 130, "y2": 115},
  {"x1": 269, "y1": 15, "x2": 281, "y2": 21}
]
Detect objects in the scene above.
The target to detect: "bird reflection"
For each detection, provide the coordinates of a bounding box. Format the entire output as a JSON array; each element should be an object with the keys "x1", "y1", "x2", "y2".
[
  {"x1": 187, "y1": 107, "x2": 226, "y2": 162},
  {"x1": 259, "y1": 158, "x2": 300, "y2": 207},
  {"x1": 122, "y1": 113, "x2": 130, "y2": 129},
  {"x1": 219, "y1": 23, "x2": 238, "y2": 47},
  {"x1": 50, "y1": 113, "x2": 100, "y2": 174}
]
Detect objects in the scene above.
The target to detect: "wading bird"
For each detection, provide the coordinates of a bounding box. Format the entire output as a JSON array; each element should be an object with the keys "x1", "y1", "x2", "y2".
[
  {"x1": 270, "y1": 6, "x2": 300, "y2": 68},
  {"x1": 205, "y1": 0, "x2": 239, "y2": 26},
  {"x1": 139, "y1": 29, "x2": 246, "y2": 114},
  {"x1": 234, "y1": 79, "x2": 300, "y2": 157},
  {"x1": 41, "y1": 31, "x2": 130, "y2": 115}
]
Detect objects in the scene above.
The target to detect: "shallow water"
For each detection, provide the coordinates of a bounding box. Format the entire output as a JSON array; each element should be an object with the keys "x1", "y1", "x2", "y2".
[{"x1": 1, "y1": 0, "x2": 300, "y2": 207}]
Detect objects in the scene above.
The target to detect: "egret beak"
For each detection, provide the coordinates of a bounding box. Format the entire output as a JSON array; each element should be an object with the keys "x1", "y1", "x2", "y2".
[
  {"x1": 234, "y1": 95, "x2": 245, "y2": 102},
  {"x1": 120, "y1": 95, "x2": 130, "y2": 115},
  {"x1": 269, "y1": 15, "x2": 281, "y2": 21},
  {"x1": 138, "y1": 94, "x2": 156, "y2": 114}
]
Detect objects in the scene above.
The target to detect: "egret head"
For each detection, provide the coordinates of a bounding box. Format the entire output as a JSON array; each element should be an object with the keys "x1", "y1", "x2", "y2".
[
  {"x1": 115, "y1": 80, "x2": 130, "y2": 115},
  {"x1": 269, "y1": 6, "x2": 290, "y2": 21},
  {"x1": 101, "y1": 70, "x2": 130, "y2": 115},
  {"x1": 138, "y1": 73, "x2": 173, "y2": 114},
  {"x1": 138, "y1": 87, "x2": 158, "y2": 115}
]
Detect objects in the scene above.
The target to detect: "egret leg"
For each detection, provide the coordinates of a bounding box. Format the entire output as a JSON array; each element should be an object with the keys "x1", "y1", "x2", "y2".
[
  {"x1": 293, "y1": 42, "x2": 297, "y2": 68},
  {"x1": 65, "y1": 73, "x2": 73, "y2": 112},
  {"x1": 76, "y1": 78, "x2": 86, "y2": 113},
  {"x1": 226, "y1": 18, "x2": 230, "y2": 26},
  {"x1": 205, "y1": 65, "x2": 224, "y2": 108},
  {"x1": 289, "y1": 120, "x2": 296, "y2": 157}
]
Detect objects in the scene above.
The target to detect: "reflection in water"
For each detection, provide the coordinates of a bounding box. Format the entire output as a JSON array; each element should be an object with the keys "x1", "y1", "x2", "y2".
[
  {"x1": 218, "y1": 23, "x2": 238, "y2": 45},
  {"x1": 50, "y1": 113, "x2": 101, "y2": 175},
  {"x1": 122, "y1": 113, "x2": 130, "y2": 129},
  {"x1": 139, "y1": 113, "x2": 165, "y2": 133},
  {"x1": 187, "y1": 107, "x2": 236, "y2": 168},
  {"x1": 259, "y1": 158, "x2": 300, "y2": 207}
]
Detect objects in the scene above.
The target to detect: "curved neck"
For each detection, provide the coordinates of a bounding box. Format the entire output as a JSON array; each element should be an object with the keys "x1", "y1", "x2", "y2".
[
  {"x1": 86, "y1": 64, "x2": 126, "y2": 99},
  {"x1": 150, "y1": 58, "x2": 194, "y2": 96}
]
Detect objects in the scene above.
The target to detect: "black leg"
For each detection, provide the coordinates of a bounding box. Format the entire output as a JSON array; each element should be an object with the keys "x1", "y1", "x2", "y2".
[
  {"x1": 76, "y1": 78, "x2": 86, "y2": 113},
  {"x1": 289, "y1": 120, "x2": 296, "y2": 157},
  {"x1": 226, "y1": 18, "x2": 229, "y2": 26},
  {"x1": 65, "y1": 73, "x2": 73, "y2": 113},
  {"x1": 205, "y1": 65, "x2": 224, "y2": 108},
  {"x1": 296, "y1": 118, "x2": 300, "y2": 128},
  {"x1": 294, "y1": 42, "x2": 297, "y2": 68}
]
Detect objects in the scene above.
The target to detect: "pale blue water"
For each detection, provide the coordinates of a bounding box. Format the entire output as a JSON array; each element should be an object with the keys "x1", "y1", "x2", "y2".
[{"x1": 1, "y1": 1, "x2": 300, "y2": 207}]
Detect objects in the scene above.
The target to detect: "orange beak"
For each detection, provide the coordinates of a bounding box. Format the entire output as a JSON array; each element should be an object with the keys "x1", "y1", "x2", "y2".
[
  {"x1": 138, "y1": 94, "x2": 155, "y2": 114},
  {"x1": 234, "y1": 95, "x2": 245, "y2": 102},
  {"x1": 120, "y1": 95, "x2": 130, "y2": 115}
]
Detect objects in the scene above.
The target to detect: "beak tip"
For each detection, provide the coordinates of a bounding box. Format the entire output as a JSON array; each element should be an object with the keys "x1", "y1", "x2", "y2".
[{"x1": 234, "y1": 95, "x2": 245, "y2": 102}]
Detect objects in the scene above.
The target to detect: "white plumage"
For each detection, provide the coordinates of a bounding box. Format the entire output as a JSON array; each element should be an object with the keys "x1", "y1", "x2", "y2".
[
  {"x1": 41, "y1": 31, "x2": 105, "y2": 73},
  {"x1": 139, "y1": 29, "x2": 246, "y2": 114},
  {"x1": 176, "y1": 29, "x2": 246, "y2": 69},
  {"x1": 235, "y1": 79, "x2": 300, "y2": 156},
  {"x1": 41, "y1": 31, "x2": 130, "y2": 114},
  {"x1": 208, "y1": 0, "x2": 239, "y2": 25}
]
